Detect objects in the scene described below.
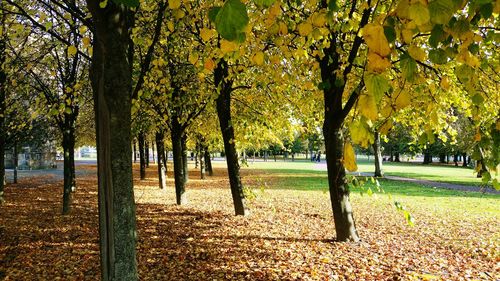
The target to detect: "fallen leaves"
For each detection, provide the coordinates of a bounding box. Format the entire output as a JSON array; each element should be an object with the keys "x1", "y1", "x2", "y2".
[{"x1": 0, "y1": 163, "x2": 498, "y2": 280}]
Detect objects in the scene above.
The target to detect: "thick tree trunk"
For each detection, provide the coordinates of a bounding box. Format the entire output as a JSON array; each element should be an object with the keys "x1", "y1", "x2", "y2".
[
  {"x1": 0, "y1": 7, "x2": 5, "y2": 204},
  {"x1": 439, "y1": 153, "x2": 446, "y2": 163},
  {"x1": 215, "y1": 59, "x2": 247, "y2": 216},
  {"x1": 204, "y1": 147, "x2": 213, "y2": 176},
  {"x1": 394, "y1": 152, "x2": 400, "y2": 162},
  {"x1": 88, "y1": 1, "x2": 138, "y2": 279},
  {"x1": 423, "y1": 151, "x2": 432, "y2": 164},
  {"x1": 138, "y1": 132, "x2": 146, "y2": 180},
  {"x1": 171, "y1": 125, "x2": 186, "y2": 205},
  {"x1": 373, "y1": 131, "x2": 383, "y2": 177},
  {"x1": 181, "y1": 134, "x2": 188, "y2": 184},
  {"x1": 155, "y1": 131, "x2": 166, "y2": 190},
  {"x1": 62, "y1": 127, "x2": 76, "y2": 215},
  {"x1": 324, "y1": 128, "x2": 360, "y2": 242},
  {"x1": 145, "y1": 138, "x2": 149, "y2": 168}
]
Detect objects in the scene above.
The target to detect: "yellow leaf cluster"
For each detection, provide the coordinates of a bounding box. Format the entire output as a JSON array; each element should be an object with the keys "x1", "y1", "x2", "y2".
[
  {"x1": 312, "y1": 12, "x2": 327, "y2": 27},
  {"x1": 408, "y1": 45, "x2": 426, "y2": 61},
  {"x1": 367, "y1": 52, "x2": 391, "y2": 73},
  {"x1": 251, "y1": 51, "x2": 265, "y2": 66},
  {"x1": 297, "y1": 22, "x2": 313, "y2": 37},
  {"x1": 358, "y1": 93, "x2": 378, "y2": 121},
  {"x1": 204, "y1": 58, "x2": 215, "y2": 71},
  {"x1": 67, "y1": 45, "x2": 77, "y2": 57},
  {"x1": 188, "y1": 53, "x2": 199, "y2": 65},
  {"x1": 394, "y1": 90, "x2": 411, "y2": 110},
  {"x1": 220, "y1": 40, "x2": 238, "y2": 54},
  {"x1": 440, "y1": 76, "x2": 450, "y2": 90},
  {"x1": 350, "y1": 121, "x2": 374, "y2": 148},
  {"x1": 457, "y1": 50, "x2": 480, "y2": 68},
  {"x1": 168, "y1": 0, "x2": 181, "y2": 9},
  {"x1": 362, "y1": 23, "x2": 391, "y2": 57},
  {"x1": 343, "y1": 143, "x2": 358, "y2": 172},
  {"x1": 200, "y1": 28, "x2": 215, "y2": 42}
]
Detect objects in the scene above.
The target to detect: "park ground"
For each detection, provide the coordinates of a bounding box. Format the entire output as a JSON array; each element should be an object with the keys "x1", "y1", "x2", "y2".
[{"x1": 0, "y1": 160, "x2": 498, "y2": 280}]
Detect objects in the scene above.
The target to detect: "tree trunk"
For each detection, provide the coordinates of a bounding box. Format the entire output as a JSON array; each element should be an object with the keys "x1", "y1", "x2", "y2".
[
  {"x1": 62, "y1": 126, "x2": 76, "y2": 215},
  {"x1": 439, "y1": 153, "x2": 446, "y2": 163},
  {"x1": 394, "y1": 152, "x2": 400, "y2": 162},
  {"x1": 171, "y1": 125, "x2": 186, "y2": 205},
  {"x1": 462, "y1": 153, "x2": 468, "y2": 167},
  {"x1": 199, "y1": 146, "x2": 205, "y2": 180},
  {"x1": 453, "y1": 153, "x2": 459, "y2": 166},
  {"x1": 0, "y1": 6, "x2": 5, "y2": 204},
  {"x1": 88, "y1": 1, "x2": 138, "y2": 279},
  {"x1": 13, "y1": 142, "x2": 18, "y2": 184},
  {"x1": 373, "y1": 131, "x2": 383, "y2": 177},
  {"x1": 181, "y1": 134, "x2": 188, "y2": 184},
  {"x1": 133, "y1": 140, "x2": 137, "y2": 163},
  {"x1": 138, "y1": 131, "x2": 146, "y2": 180},
  {"x1": 215, "y1": 59, "x2": 247, "y2": 216},
  {"x1": 324, "y1": 128, "x2": 360, "y2": 242},
  {"x1": 155, "y1": 131, "x2": 166, "y2": 189},
  {"x1": 423, "y1": 151, "x2": 432, "y2": 164},
  {"x1": 204, "y1": 147, "x2": 213, "y2": 176},
  {"x1": 145, "y1": 137, "x2": 149, "y2": 168},
  {"x1": 151, "y1": 141, "x2": 155, "y2": 164}
]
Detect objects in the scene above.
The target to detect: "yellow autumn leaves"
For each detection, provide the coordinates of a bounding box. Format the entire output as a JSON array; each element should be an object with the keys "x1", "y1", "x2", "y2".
[{"x1": 362, "y1": 23, "x2": 392, "y2": 74}]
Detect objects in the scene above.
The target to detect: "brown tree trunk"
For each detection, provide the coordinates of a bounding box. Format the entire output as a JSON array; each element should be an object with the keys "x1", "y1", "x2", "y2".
[
  {"x1": 204, "y1": 147, "x2": 213, "y2": 176},
  {"x1": 199, "y1": 145, "x2": 205, "y2": 180},
  {"x1": 133, "y1": 140, "x2": 137, "y2": 163},
  {"x1": 145, "y1": 137, "x2": 149, "y2": 168},
  {"x1": 215, "y1": 59, "x2": 248, "y2": 216},
  {"x1": 171, "y1": 123, "x2": 186, "y2": 205},
  {"x1": 13, "y1": 142, "x2": 18, "y2": 184},
  {"x1": 155, "y1": 131, "x2": 166, "y2": 189},
  {"x1": 181, "y1": 134, "x2": 188, "y2": 184},
  {"x1": 88, "y1": 1, "x2": 138, "y2": 279},
  {"x1": 138, "y1": 131, "x2": 146, "y2": 180},
  {"x1": 373, "y1": 131, "x2": 383, "y2": 177},
  {"x1": 62, "y1": 125, "x2": 76, "y2": 215},
  {"x1": 0, "y1": 5, "x2": 5, "y2": 204},
  {"x1": 462, "y1": 153, "x2": 468, "y2": 167}
]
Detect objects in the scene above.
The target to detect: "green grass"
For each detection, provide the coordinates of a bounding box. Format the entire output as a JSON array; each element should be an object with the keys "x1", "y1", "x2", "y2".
[
  {"x1": 243, "y1": 160, "x2": 499, "y2": 199},
  {"x1": 355, "y1": 158, "x2": 483, "y2": 186}
]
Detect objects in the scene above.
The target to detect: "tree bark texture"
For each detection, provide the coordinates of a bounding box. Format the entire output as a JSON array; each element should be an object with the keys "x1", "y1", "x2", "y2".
[
  {"x1": 181, "y1": 134, "x2": 188, "y2": 184},
  {"x1": 87, "y1": 1, "x2": 138, "y2": 279},
  {"x1": 204, "y1": 147, "x2": 213, "y2": 176},
  {"x1": 0, "y1": 5, "x2": 6, "y2": 204},
  {"x1": 13, "y1": 143, "x2": 18, "y2": 184},
  {"x1": 215, "y1": 59, "x2": 248, "y2": 216},
  {"x1": 373, "y1": 131, "x2": 383, "y2": 177},
  {"x1": 62, "y1": 126, "x2": 76, "y2": 215},
  {"x1": 138, "y1": 131, "x2": 146, "y2": 180},
  {"x1": 155, "y1": 131, "x2": 166, "y2": 189},
  {"x1": 145, "y1": 137, "x2": 149, "y2": 168},
  {"x1": 171, "y1": 123, "x2": 186, "y2": 205}
]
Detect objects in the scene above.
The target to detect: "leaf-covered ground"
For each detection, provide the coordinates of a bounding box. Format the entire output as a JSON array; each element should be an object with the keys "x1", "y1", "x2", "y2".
[{"x1": 0, "y1": 163, "x2": 498, "y2": 280}]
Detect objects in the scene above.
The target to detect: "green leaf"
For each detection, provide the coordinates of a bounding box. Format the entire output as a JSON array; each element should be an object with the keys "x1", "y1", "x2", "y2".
[
  {"x1": 429, "y1": 25, "x2": 446, "y2": 48},
  {"x1": 254, "y1": 0, "x2": 275, "y2": 8},
  {"x1": 364, "y1": 74, "x2": 390, "y2": 102},
  {"x1": 471, "y1": 93, "x2": 484, "y2": 105},
  {"x1": 455, "y1": 64, "x2": 474, "y2": 83},
  {"x1": 208, "y1": 6, "x2": 221, "y2": 22},
  {"x1": 468, "y1": 43, "x2": 479, "y2": 54},
  {"x1": 428, "y1": 49, "x2": 448, "y2": 64},
  {"x1": 400, "y1": 53, "x2": 417, "y2": 81},
  {"x1": 384, "y1": 26, "x2": 396, "y2": 43},
  {"x1": 479, "y1": 3, "x2": 493, "y2": 18},
  {"x1": 111, "y1": 0, "x2": 139, "y2": 8},
  {"x1": 328, "y1": 0, "x2": 339, "y2": 11},
  {"x1": 429, "y1": 0, "x2": 454, "y2": 24},
  {"x1": 214, "y1": 0, "x2": 249, "y2": 42}
]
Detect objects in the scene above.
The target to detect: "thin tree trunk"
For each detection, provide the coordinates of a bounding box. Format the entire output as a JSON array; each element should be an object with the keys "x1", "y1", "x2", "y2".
[
  {"x1": 199, "y1": 146, "x2": 205, "y2": 180},
  {"x1": 462, "y1": 153, "x2": 468, "y2": 167},
  {"x1": 453, "y1": 153, "x2": 459, "y2": 166},
  {"x1": 145, "y1": 138, "x2": 149, "y2": 168},
  {"x1": 181, "y1": 134, "x2": 188, "y2": 184},
  {"x1": 373, "y1": 131, "x2": 383, "y2": 177},
  {"x1": 151, "y1": 141, "x2": 155, "y2": 164},
  {"x1": 13, "y1": 142, "x2": 18, "y2": 184},
  {"x1": 138, "y1": 132, "x2": 146, "y2": 180},
  {"x1": 215, "y1": 59, "x2": 247, "y2": 216},
  {"x1": 204, "y1": 147, "x2": 213, "y2": 176},
  {"x1": 394, "y1": 152, "x2": 400, "y2": 162},
  {"x1": 155, "y1": 131, "x2": 166, "y2": 189},
  {"x1": 133, "y1": 140, "x2": 137, "y2": 163},
  {"x1": 88, "y1": 1, "x2": 138, "y2": 279}
]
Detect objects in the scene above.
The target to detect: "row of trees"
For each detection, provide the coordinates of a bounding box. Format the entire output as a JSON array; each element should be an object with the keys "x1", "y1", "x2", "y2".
[{"x1": 1, "y1": 0, "x2": 499, "y2": 279}]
